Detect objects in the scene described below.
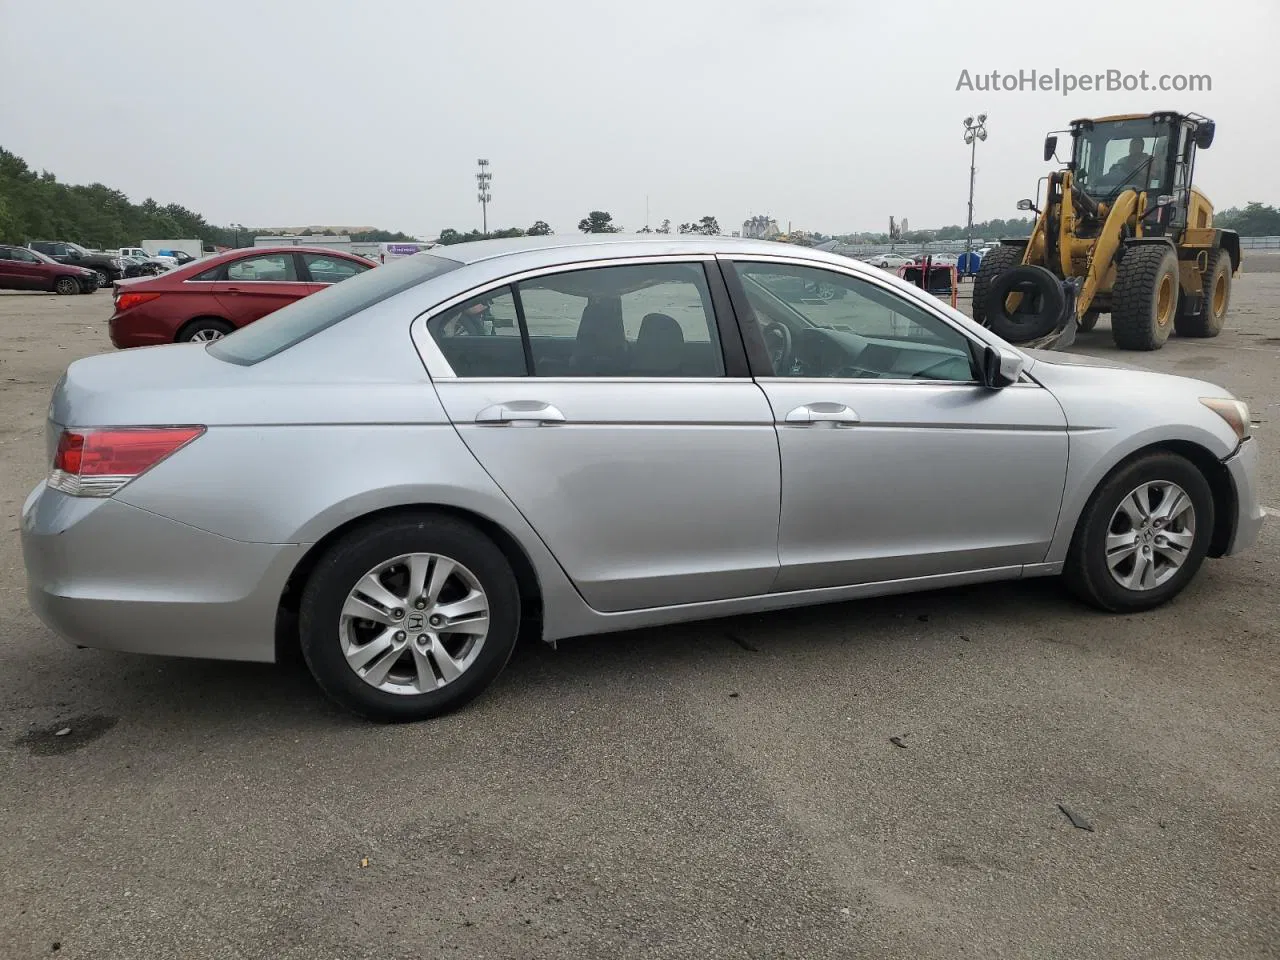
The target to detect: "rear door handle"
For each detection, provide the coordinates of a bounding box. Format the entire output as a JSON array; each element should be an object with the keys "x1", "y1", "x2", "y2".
[
  {"x1": 225, "y1": 286, "x2": 242, "y2": 295},
  {"x1": 475, "y1": 401, "x2": 567, "y2": 426},
  {"x1": 784, "y1": 402, "x2": 860, "y2": 427}
]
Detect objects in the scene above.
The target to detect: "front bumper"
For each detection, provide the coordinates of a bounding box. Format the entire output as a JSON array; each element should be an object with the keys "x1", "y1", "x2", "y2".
[
  {"x1": 1223, "y1": 437, "x2": 1266, "y2": 556},
  {"x1": 20, "y1": 483, "x2": 305, "y2": 663}
]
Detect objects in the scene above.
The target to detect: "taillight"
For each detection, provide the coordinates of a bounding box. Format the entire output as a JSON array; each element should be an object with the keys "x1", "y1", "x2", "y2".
[
  {"x1": 114, "y1": 291, "x2": 160, "y2": 312},
  {"x1": 49, "y1": 426, "x2": 205, "y2": 497}
]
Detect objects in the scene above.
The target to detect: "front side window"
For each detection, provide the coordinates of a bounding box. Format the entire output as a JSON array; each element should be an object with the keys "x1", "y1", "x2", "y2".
[
  {"x1": 226, "y1": 254, "x2": 298, "y2": 282},
  {"x1": 303, "y1": 253, "x2": 370, "y2": 284},
  {"x1": 731, "y1": 261, "x2": 976, "y2": 382}
]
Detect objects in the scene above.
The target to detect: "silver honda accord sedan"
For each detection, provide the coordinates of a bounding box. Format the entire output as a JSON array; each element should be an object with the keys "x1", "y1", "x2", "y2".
[{"x1": 21, "y1": 234, "x2": 1266, "y2": 721}]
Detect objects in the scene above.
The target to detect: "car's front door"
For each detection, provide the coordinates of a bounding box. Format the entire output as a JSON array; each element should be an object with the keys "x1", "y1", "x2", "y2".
[
  {"x1": 722, "y1": 256, "x2": 1069, "y2": 592},
  {"x1": 299, "y1": 251, "x2": 372, "y2": 294},
  {"x1": 211, "y1": 252, "x2": 311, "y2": 326},
  {"x1": 422, "y1": 257, "x2": 782, "y2": 612},
  {"x1": 8, "y1": 247, "x2": 50, "y2": 289}
]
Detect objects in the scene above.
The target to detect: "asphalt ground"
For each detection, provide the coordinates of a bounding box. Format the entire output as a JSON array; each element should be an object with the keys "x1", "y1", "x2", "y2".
[{"x1": 0, "y1": 264, "x2": 1276, "y2": 959}]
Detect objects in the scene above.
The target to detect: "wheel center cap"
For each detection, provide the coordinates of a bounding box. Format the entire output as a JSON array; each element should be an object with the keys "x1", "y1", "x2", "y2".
[{"x1": 405, "y1": 613, "x2": 425, "y2": 631}]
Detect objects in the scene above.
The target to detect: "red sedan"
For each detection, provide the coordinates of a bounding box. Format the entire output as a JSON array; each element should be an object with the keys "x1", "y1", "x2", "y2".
[
  {"x1": 108, "y1": 246, "x2": 377, "y2": 347},
  {"x1": 0, "y1": 243, "x2": 99, "y2": 294}
]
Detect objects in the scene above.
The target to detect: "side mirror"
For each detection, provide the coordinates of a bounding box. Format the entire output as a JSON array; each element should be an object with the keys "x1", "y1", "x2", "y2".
[
  {"x1": 980, "y1": 344, "x2": 1026, "y2": 389},
  {"x1": 1195, "y1": 121, "x2": 1215, "y2": 149},
  {"x1": 1043, "y1": 135, "x2": 1058, "y2": 162},
  {"x1": 1016, "y1": 198, "x2": 1038, "y2": 213}
]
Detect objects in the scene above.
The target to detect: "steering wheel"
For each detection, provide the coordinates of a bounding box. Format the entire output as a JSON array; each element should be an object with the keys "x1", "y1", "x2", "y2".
[{"x1": 761, "y1": 321, "x2": 794, "y2": 374}]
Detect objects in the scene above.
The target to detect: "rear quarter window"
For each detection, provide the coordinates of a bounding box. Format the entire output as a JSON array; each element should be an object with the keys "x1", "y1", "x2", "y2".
[{"x1": 207, "y1": 253, "x2": 462, "y2": 365}]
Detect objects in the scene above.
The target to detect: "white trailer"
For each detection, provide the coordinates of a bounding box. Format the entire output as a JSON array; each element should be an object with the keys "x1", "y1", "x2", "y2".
[{"x1": 141, "y1": 239, "x2": 204, "y2": 260}]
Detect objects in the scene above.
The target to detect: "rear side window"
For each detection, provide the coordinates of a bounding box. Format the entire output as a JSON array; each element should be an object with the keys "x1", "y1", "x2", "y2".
[{"x1": 208, "y1": 253, "x2": 462, "y2": 365}]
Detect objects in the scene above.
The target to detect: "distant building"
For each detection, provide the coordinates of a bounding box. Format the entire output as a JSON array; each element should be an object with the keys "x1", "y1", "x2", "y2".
[
  {"x1": 253, "y1": 234, "x2": 353, "y2": 252},
  {"x1": 742, "y1": 215, "x2": 781, "y2": 240}
]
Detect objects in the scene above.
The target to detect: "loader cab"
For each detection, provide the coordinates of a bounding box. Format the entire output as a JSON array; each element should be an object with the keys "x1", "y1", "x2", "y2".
[{"x1": 1066, "y1": 112, "x2": 1213, "y2": 236}]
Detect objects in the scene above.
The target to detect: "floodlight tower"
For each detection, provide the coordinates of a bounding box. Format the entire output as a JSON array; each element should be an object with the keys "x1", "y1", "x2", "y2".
[{"x1": 962, "y1": 114, "x2": 988, "y2": 253}]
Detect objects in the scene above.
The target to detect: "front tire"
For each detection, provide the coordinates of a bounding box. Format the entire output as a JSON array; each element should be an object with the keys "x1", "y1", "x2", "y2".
[
  {"x1": 971, "y1": 244, "x2": 1024, "y2": 327},
  {"x1": 1111, "y1": 245, "x2": 1178, "y2": 350},
  {"x1": 298, "y1": 514, "x2": 521, "y2": 722},
  {"x1": 1064, "y1": 452, "x2": 1214, "y2": 613},
  {"x1": 54, "y1": 276, "x2": 80, "y2": 296}
]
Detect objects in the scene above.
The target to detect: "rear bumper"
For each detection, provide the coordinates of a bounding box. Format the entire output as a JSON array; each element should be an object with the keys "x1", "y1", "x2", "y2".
[
  {"x1": 20, "y1": 483, "x2": 304, "y2": 663},
  {"x1": 1223, "y1": 437, "x2": 1266, "y2": 556},
  {"x1": 108, "y1": 313, "x2": 173, "y2": 348}
]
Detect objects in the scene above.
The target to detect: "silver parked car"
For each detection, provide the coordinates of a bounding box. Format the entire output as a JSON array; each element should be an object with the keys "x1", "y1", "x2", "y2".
[{"x1": 21, "y1": 235, "x2": 1265, "y2": 721}]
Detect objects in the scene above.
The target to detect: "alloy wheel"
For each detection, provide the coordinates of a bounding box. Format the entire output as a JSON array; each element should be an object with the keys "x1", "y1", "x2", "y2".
[
  {"x1": 339, "y1": 552, "x2": 490, "y2": 695},
  {"x1": 1105, "y1": 480, "x2": 1195, "y2": 591}
]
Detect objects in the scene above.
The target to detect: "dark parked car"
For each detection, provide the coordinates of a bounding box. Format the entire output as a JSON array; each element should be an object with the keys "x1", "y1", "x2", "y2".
[
  {"x1": 108, "y1": 245, "x2": 376, "y2": 346},
  {"x1": 0, "y1": 244, "x2": 97, "y2": 294},
  {"x1": 27, "y1": 241, "x2": 127, "y2": 287}
]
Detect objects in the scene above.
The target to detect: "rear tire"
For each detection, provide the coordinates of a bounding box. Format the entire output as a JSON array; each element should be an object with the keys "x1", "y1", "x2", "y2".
[
  {"x1": 1063, "y1": 452, "x2": 1213, "y2": 613},
  {"x1": 53, "y1": 276, "x2": 80, "y2": 296},
  {"x1": 1111, "y1": 245, "x2": 1177, "y2": 351},
  {"x1": 1174, "y1": 249, "x2": 1230, "y2": 338},
  {"x1": 299, "y1": 514, "x2": 521, "y2": 722},
  {"x1": 176, "y1": 318, "x2": 233, "y2": 343},
  {"x1": 971, "y1": 244, "x2": 1024, "y2": 326},
  {"x1": 1077, "y1": 309, "x2": 1100, "y2": 332}
]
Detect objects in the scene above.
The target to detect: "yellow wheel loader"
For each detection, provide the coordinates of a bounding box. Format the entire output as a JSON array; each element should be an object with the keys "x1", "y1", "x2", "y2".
[{"x1": 973, "y1": 111, "x2": 1240, "y2": 351}]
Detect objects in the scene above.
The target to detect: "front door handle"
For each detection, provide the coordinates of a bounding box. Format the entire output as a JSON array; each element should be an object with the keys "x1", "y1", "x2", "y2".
[
  {"x1": 475, "y1": 401, "x2": 567, "y2": 426},
  {"x1": 784, "y1": 401, "x2": 860, "y2": 427}
]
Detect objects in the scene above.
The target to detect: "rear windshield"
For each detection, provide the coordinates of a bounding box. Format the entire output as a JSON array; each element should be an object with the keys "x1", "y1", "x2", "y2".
[{"x1": 208, "y1": 253, "x2": 462, "y2": 365}]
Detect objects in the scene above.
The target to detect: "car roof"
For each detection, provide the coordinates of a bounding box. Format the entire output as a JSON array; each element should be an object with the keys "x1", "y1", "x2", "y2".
[{"x1": 426, "y1": 233, "x2": 887, "y2": 279}]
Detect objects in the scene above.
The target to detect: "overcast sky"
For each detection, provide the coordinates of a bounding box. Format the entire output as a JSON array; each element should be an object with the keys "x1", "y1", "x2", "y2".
[{"x1": 2, "y1": 0, "x2": 1276, "y2": 238}]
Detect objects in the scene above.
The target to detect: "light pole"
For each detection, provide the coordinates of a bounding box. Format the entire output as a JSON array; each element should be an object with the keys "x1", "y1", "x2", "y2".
[
  {"x1": 230, "y1": 222, "x2": 243, "y2": 248},
  {"x1": 962, "y1": 114, "x2": 988, "y2": 253},
  {"x1": 476, "y1": 159, "x2": 492, "y2": 235}
]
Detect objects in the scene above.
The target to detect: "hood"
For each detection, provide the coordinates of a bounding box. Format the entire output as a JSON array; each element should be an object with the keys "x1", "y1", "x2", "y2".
[{"x1": 1020, "y1": 347, "x2": 1143, "y2": 371}]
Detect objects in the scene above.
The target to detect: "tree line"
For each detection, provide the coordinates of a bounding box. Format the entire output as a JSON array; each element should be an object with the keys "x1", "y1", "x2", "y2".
[
  {"x1": 0, "y1": 147, "x2": 419, "y2": 249},
  {"x1": 7, "y1": 146, "x2": 1280, "y2": 251}
]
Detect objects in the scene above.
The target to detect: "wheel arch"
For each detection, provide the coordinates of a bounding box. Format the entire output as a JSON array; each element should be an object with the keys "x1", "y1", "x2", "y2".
[
  {"x1": 1057, "y1": 438, "x2": 1237, "y2": 564},
  {"x1": 175, "y1": 315, "x2": 235, "y2": 341},
  {"x1": 1217, "y1": 229, "x2": 1241, "y2": 273},
  {"x1": 275, "y1": 503, "x2": 545, "y2": 662}
]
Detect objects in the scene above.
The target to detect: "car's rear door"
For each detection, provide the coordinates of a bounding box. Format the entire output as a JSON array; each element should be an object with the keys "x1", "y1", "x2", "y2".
[
  {"x1": 419, "y1": 255, "x2": 782, "y2": 613},
  {"x1": 210, "y1": 252, "x2": 311, "y2": 326},
  {"x1": 721, "y1": 255, "x2": 1069, "y2": 592}
]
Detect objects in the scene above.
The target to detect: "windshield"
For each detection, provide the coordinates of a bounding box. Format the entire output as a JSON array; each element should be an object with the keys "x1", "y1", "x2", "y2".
[
  {"x1": 208, "y1": 252, "x2": 462, "y2": 365},
  {"x1": 1072, "y1": 117, "x2": 1173, "y2": 198}
]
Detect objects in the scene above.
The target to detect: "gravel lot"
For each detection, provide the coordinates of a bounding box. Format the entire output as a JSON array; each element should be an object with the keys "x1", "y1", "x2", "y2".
[{"x1": 0, "y1": 265, "x2": 1277, "y2": 960}]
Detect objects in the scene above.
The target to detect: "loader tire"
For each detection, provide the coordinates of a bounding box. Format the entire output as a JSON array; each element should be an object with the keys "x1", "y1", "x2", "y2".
[
  {"x1": 1077, "y1": 310, "x2": 1100, "y2": 332},
  {"x1": 1174, "y1": 249, "x2": 1231, "y2": 338},
  {"x1": 971, "y1": 244, "x2": 1024, "y2": 327},
  {"x1": 1111, "y1": 244, "x2": 1178, "y2": 351}
]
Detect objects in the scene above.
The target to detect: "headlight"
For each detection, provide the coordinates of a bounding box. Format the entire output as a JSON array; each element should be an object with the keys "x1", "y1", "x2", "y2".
[{"x1": 1200, "y1": 397, "x2": 1251, "y2": 441}]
